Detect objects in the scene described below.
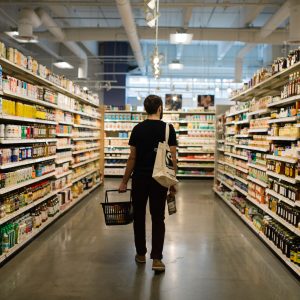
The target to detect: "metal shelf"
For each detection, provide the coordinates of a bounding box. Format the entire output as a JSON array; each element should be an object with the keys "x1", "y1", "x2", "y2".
[
  {"x1": 0, "y1": 155, "x2": 56, "y2": 170},
  {"x1": 248, "y1": 109, "x2": 269, "y2": 116},
  {"x1": 0, "y1": 57, "x2": 99, "y2": 107},
  {"x1": 266, "y1": 189, "x2": 300, "y2": 208},
  {"x1": 217, "y1": 177, "x2": 234, "y2": 190},
  {"x1": 267, "y1": 95, "x2": 300, "y2": 108},
  {"x1": 72, "y1": 137, "x2": 100, "y2": 141},
  {"x1": 247, "y1": 176, "x2": 268, "y2": 187},
  {"x1": 105, "y1": 156, "x2": 128, "y2": 160},
  {"x1": 226, "y1": 108, "x2": 249, "y2": 117},
  {"x1": 247, "y1": 163, "x2": 267, "y2": 172},
  {"x1": 235, "y1": 145, "x2": 269, "y2": 152},
  {"x1": 0, "y1": 138, "x2": 57, "y2": 144},
  {"x1": 224, "y1": 152, "x2": 248, "y2": 161},
  {"x1": 2, "y1": 89, "x2": 58, "y2": 109},
  {"x1": 57, "y1": 145, "x2": 73, "y2": 150},
  {"x1": 266, "y1": 171, "x2": 298, "y2": 184},
  {"x1": 55, "y1": 157, "x2": 73, "y2": 164},
  {"x1": 0, "y1": 190, "x2": 57, "y2": 226},
  {"x1": 73, "y1": 124, "x2": 99, "y2": 129},
  {"x1": 73, "y1": 147, "x2": 100, "y2": 155},
  {"x1": 248, "y1": 128, "x2": 269, "y2": 133},
  {"x1": 71, "y1": 156, "x2": 100, "y2": 168},
  {"x1": 266, "y1": 154, "x2": 298, "y2": 164},
  {"x1": 58, "y1": 121, "x2": 73, "y2": 126},
  {"x1": 234, "y1": 185, "x2": 248, "y2": 196},
  {"x1": 267, "y1": 136, "x2": 298, "y2": 141},
  {"x1": 0, "y1": 181, "x2": 102, "y2": 264},
  {"x1": 234, "y1": 176, "x2": 248, "y2": 185},
  {"x1": 0, "y1": 171, "x2": 56, "y2": 195},
  {"x1": 268, "y1": 116, "x2": 298, "y2": 124},
  {"x1": 214, "y1": 188, "x2": 300, "y2": 276},
  {"x1": 230, "y1": 61, "x2": 300, "y2": 102},
  {"x1": 0, "y1": 114, "x2": 57, "y2": 125},
  {"x1": 55, "y1": 170, "x2": 72, "y2": 179},
  {"x1": 72, "y1": 168, "x2": 99, "y2": 184},
  {"x1": 246, "y1": 195, "x2": 300, "y2": 237},
  {"x1": 177, "y1": 174, "x2": 214, "y2": 178},
  {"x1": 56, "y1": 133, "x2": 72, "y2": 137}
]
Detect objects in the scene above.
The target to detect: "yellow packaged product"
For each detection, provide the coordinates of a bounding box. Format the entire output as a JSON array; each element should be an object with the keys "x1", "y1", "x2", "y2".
[
  {"x1": 7, "y1": 48, "x2": 14, "y2": 62},
  {"x1": 9, "y1": 99, "x2": 15, "y2": 115},
  {"x1": 32, "y1": 59, "x2": 38, "y2": 74},
  {"x1": 16, "y1": 102, "x2": 24, "y2": 117},
  {"x1": 23, "y1": 104, "x2": 32, "y2": 118},
  {"x1": 75, "y1": 114, "x2": 81, "y2": 124},
  {"x1": 32, "y1": 105, "x2": 37, "y2": 119},
  {"x1": 0, "y1": 42, "x2": 6, "y2": 58}
]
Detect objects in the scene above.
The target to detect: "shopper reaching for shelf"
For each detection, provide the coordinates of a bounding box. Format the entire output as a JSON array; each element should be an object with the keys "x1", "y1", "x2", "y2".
[{"x1": 119, "y1": 94, "x2": 177, "y2": 272}]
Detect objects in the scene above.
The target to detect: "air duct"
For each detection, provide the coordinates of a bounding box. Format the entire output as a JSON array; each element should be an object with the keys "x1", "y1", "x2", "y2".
[
  {"x1": 18, "y1": 8, "x2": 41, "y2": 41},
  {"x1": 35, "y1": 8, "x2": 88, "y2": 78},
  {"x1": 115, "y1": 0, "x2": 145, "y2": 74},
  {"x1": 288, "y1": 0, "x2": 300, "y2": 44}
]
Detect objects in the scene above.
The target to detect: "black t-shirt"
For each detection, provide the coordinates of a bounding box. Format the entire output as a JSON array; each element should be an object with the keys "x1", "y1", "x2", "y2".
[{"x1": 129, "y1": 120, "x2": 177, "y2": 177}]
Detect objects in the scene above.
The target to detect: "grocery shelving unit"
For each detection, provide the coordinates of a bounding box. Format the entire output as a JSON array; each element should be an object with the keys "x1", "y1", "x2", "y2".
[
  {"x1": 104, "y1": 109, "x2": 216, "y2": 178},
  {"x1": 0, "y1": 43, "x2": 104, "y2": 265},
  {"x1": 214, "y1": 59, "x2": 300, "y2": 277}
]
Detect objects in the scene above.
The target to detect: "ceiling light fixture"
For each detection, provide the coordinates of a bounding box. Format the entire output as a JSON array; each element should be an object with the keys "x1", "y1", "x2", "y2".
[
  {"x1": 146, "y1": 0, "x2": 156, "y2": 10},
  {"x1": 5, "y1": 31, "x2": 38, "y2": 43},
  {"x1": 145, "y1": 0, "x2": 160, "y2": 28},
  {"x1": 146, "y1": 0, "x2": 162, "y2": 79},
  {"x1": 227, "y1": 87, "x2": 232, "y2": 94},
  {"x1": 170, "y1": 32, "x2": 193, "y2": 45},
  {"x1": 168, "y1": 59, "x2": 184, "y2": 70},
  {"x1": 53, "y1": 61, "x2": 74, "y2": 69}
]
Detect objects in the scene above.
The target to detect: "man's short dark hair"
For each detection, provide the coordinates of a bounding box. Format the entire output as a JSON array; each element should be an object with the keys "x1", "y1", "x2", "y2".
[{"x1": 144, "y1": 95, "x2": 163, "y2": 114}]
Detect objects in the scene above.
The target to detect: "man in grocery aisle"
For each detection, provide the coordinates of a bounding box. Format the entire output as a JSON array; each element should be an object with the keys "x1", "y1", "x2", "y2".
[{"x1": 119, "y1": 95, "x2": 177, "y2": 272}]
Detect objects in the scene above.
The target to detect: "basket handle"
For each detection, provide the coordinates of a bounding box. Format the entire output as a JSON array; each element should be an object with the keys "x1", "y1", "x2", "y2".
[{"x1": 105, "y1": 189, "x2": 132, "y2": 203}]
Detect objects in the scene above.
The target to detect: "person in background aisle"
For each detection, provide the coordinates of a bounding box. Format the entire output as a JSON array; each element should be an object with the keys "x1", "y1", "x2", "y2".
[{"x1": 119, "y1": 95, "x2": 177, "y2": 272}]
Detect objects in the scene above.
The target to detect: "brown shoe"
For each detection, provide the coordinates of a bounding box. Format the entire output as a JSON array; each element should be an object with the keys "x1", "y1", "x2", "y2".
[
  {"x1": 135, "y1": 254, "x2": 146, "y2": 263},
  {"x1": 152, "y1": 259, "x2": 165, "y2": 272}
]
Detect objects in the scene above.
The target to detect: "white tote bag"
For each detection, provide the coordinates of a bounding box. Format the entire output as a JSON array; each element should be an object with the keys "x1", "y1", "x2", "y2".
[{"x1": 152, "y1": 123, "x2": 178, "y2": 188}]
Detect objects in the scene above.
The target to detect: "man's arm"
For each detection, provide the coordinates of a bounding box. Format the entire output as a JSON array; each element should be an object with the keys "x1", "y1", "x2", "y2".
[{"x1": 119, "y1": 146, "x2": 136, "y2": 192}]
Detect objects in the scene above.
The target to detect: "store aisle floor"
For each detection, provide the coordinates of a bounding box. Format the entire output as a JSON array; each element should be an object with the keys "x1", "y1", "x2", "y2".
[{"x1": 0, "y1": 179, "x2": 299, "y2": 300}]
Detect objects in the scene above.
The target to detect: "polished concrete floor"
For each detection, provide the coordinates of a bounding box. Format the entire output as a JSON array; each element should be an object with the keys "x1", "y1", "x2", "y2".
[{"x1": 0, "y1": 179, "x2": 299, "y2": 300}]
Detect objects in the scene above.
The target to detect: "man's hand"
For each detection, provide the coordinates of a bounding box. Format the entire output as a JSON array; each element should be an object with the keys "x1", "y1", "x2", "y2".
[
  {"x1": 119, "y1": 182, "x2": 127, "y2": 193},
  {"x1": 169, "y1": 184, "x2": 178, "y2": 196}
]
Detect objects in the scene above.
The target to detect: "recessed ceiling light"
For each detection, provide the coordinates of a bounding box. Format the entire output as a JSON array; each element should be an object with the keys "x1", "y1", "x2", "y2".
[
  {"x1": 170, "y1": 33, "x2": 193, "y2": 45},
  {"x1": 53, "y1": 61, "x2": 74, "y2": 69},
  {"x1": 5, "y1": 31, "x2": 38, "y2": 43},
  {"x1": 168, "y1": 60, "x2": 184, "y2": 70}
]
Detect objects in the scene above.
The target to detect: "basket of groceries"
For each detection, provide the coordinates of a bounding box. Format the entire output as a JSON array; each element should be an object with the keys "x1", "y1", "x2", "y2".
[{"x1": 101, "y1": 189, "x2": 133, "y2": 225}]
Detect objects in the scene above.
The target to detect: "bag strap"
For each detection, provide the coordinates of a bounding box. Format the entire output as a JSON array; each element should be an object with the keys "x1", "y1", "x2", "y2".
[{"x1": 165, "y1": 123, "x2": 169, "y2": 143}]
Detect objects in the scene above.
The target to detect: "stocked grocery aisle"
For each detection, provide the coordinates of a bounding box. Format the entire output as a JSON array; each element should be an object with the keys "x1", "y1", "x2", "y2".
[{"x1": 0, "y1": 179, "x2": 299, "y2": 300}]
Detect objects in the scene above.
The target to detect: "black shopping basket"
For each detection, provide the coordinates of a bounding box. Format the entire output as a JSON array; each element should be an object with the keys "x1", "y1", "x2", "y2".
[{"x1": 101, "y1": 189, "x2": 133, "y2": 225}]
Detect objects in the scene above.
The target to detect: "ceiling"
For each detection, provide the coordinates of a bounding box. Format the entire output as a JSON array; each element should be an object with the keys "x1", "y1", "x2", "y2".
[{"x1": 0, "y1": 0, "x2": 295, "y2": 93}]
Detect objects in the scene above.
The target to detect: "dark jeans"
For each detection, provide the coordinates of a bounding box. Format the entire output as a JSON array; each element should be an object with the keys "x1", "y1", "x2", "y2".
[{"x1": 132, "y1": 176, "x2": 168, "y2": 259}]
